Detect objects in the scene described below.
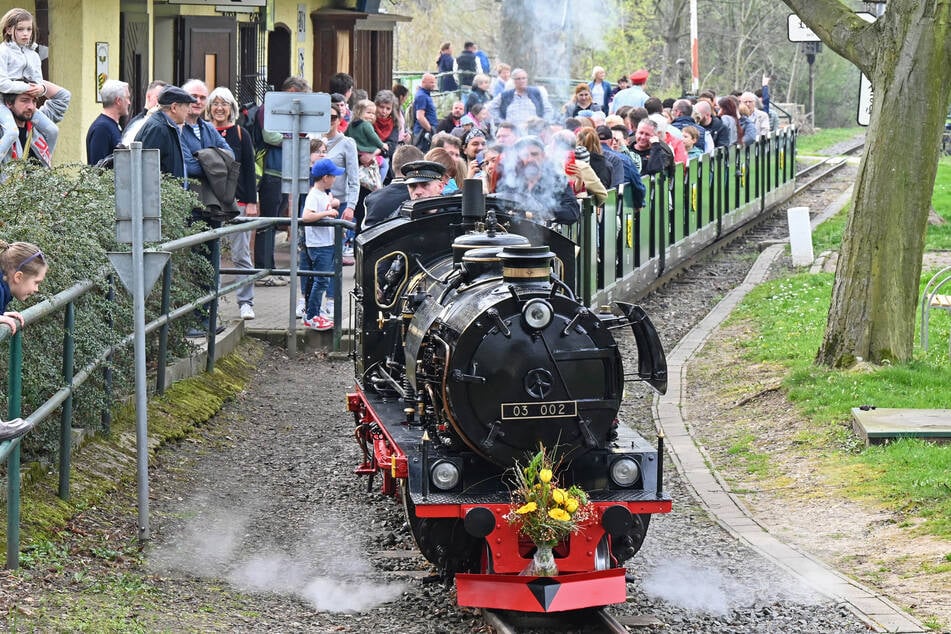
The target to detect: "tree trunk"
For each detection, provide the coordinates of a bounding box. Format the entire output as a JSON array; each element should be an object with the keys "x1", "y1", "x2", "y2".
[{"x1": 782, "y1": 0, "x2": 951, "y2": 367}]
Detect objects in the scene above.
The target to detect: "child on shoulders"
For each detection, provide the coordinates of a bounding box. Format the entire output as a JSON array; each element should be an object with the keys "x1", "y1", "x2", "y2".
[{"x1": 0, "y1": 8, "x2": 64, "y2": 159}]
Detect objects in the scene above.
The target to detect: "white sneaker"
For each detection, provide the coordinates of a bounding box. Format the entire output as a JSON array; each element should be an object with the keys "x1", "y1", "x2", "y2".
[
  {"x1": 342, "y1": 245, "x2": 354, "y2": 257},
  {"x1": 296, "y1": 298, "x2": 306, "y2": 318},
  {"x1": 239, "y1": 304, "x2": 255, "y2": 320},
  {"x1": 321, "y1": 301, "x2": 335, "y2": 318}
]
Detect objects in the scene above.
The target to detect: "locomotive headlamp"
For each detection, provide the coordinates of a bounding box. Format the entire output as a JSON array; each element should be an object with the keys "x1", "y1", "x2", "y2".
[
  {"x1": 610, "y1": 457, "x2": 641, "y2": 487},
  {"x1": 522, "y1": 298, "x2": 554, "y2": 330},
  {"x1": 431, "y1": 460, "x2": 461, "y2": 490}
]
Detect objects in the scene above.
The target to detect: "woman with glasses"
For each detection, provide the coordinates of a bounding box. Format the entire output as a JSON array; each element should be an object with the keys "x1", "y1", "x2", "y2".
[{"x1": 204, "y1": 86, "x2": 258, "y2": 320}]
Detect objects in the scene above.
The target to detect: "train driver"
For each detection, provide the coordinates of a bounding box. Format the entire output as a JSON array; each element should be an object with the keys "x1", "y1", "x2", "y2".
[{"x1": 402, "y1": 160, "x2": 449, "y2": 200}]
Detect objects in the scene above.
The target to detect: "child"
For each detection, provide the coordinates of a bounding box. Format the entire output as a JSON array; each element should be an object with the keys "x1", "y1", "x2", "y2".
[
  {"x1": 0, "y1": 240, "x2": 47, "y2": 440},
  {"x1": 300, "y1": 159, "x2": 343, "y2": 331},
  {"x1": 346, "y1": 99, "x2": 387, "y2": 167},
  {"x1": 681, "y1": 125, "x2": 704, "y2": 160},
  {"x1": 0, "y1": 8, "x2": 63, "y2": 158},
  {"x1": 295, "y1": 138, "x2": 329, "y2": 320}
]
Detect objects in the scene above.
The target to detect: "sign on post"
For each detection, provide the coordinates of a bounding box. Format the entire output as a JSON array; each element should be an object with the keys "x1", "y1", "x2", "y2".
[
  {"x1": 114, "y1": 147, "x2": 161, "y2": 243},
  {"x1": 264, "y1": 92, "x2": 332, "y2": 194},
  {"x1": 788, "y1": 12, "x2": 874, "y2": 42},
  {"x1": 107, "y1": 143, "x2": 170, "y2": 542},
  {"x1": 262, "y1": 91, "x2": 332, "y2": 354},
  {"x1": 858, "y1": 74, "x2": 873, "y2": 126}
]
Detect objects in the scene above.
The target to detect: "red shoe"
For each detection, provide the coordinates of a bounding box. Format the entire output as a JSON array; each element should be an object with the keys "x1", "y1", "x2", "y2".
[{"x1": 305, "y1": 315, "x2": 334, "y2": 331}]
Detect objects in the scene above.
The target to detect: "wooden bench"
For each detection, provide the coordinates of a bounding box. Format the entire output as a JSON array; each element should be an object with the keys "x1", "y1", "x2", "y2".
[{"x1": 920, "y1": 265, "x2": 951, "y2": 357}]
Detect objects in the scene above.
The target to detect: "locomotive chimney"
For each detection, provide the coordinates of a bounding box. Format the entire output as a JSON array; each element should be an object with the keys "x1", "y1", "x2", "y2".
[{"x1": 461, "y1": 178, "x2": 485, "y2": 225}]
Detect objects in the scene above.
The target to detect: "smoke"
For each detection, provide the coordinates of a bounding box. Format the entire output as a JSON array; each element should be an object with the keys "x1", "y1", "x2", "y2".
[
  {"x1": 148, "y1": 502, "x2": 406, "y2": 613},
  {"x1": 500, "y1": 0, "x2": 618, "y2": 92},
  {"x1": 641, "y1": 557, "x2": 822, "y2": 616},
  {"x1": 495, "y1": 141, "x2": 574, "y2": 226}
]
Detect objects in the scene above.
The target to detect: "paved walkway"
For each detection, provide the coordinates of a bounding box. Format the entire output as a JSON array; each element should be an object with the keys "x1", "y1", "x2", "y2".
[
  {"x1": 654, "y1": 188, "x2": 926, "y2": 633},
  {"x1": 217, "y1": 238, "x2": 356, "y2": 337}
]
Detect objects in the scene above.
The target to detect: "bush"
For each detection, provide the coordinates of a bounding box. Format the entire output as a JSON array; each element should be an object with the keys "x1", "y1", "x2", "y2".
[{"x1": 0, "y1": 161, "x2": 215, "y2": 462}]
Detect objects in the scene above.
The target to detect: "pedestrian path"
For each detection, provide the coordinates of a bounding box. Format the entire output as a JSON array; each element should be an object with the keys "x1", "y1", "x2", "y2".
[
  {"x1": 654, "y1": 189, "x2": 927, "y2": 633},
  {"x1": 217, "y1": 239, "x2": 356, "y2": 338}
]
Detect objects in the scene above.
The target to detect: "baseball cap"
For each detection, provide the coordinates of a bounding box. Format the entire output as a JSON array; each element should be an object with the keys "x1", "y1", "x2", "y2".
[
  {"x1": 310, "y1": 158, "x2": 345, "y2": 179},
  {"x1": 157, "y1": 86, "x2": 197, "y2": 105}
]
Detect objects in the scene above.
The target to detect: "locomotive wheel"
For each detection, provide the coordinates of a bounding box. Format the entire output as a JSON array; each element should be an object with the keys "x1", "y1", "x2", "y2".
[{"x1": 399, "y1": 480, "x2": 481, "y2": 575}]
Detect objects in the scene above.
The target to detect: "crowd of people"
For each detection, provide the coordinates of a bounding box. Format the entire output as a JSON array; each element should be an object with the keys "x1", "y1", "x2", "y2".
[{"x1": 0, "y1": 13, "x2": 781, "y2": 334}]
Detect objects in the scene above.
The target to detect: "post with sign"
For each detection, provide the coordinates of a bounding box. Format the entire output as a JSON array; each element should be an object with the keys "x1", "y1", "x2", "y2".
[
  {"x1": 107, "y1": 143, "x2": 170, "y2": 540},
  {"x1": 789, "y1": 11, "x2": 876, "y2": 129},
  {"x1": 263, "y1": 92, "x2": 331, "y2": 354}
]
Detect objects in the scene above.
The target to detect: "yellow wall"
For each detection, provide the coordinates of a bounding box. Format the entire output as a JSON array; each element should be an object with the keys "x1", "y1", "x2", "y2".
[
  {"x1": 0, "y1": 0, "x2": 347, "y2": 164},
  {"x1": 49, "y1": 0, "x2": 122, "y2": 164}
]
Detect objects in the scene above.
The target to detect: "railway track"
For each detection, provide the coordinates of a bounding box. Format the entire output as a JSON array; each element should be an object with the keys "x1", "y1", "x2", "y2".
[{"x1": 793, "y1": 137, "x2": 864, "y2": 195}]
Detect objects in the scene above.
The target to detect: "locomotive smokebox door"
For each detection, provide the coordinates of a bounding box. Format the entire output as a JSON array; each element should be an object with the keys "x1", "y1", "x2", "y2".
[{"x1": 444, "y1": 293, "x2": 624, "y2": 466}]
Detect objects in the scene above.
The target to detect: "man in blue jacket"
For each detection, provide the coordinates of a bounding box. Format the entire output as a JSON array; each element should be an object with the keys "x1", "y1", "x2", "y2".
[{"x1": 134, "y1": 85, "x2": 196, "y2": 188}]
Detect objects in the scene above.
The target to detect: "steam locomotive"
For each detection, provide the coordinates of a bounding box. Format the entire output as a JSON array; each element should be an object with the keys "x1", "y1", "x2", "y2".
[{"x1": 347, "y1": 181, "x2": 671, "y2": 613}]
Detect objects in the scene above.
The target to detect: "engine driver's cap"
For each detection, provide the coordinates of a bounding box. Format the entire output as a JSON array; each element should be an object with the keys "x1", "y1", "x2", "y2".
[{"x1": 402, "y1": 160, "x2": 447, "y2": 184}]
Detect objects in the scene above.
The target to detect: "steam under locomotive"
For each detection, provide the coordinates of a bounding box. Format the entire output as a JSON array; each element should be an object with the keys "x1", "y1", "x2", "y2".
[{"x1": 347, "y1": 181, "x2": 671, "y2": 613}]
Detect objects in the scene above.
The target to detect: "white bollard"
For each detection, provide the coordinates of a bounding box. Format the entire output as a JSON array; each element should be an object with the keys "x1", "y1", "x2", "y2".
[{"x1": 787, "y1": 206, "x2": 814, "y2": 267}]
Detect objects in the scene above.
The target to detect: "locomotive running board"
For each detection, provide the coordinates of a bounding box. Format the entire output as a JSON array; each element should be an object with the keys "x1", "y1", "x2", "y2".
[
  {"x1": 456, "y1": 568, "x2": 627, "y2": 612},
  {"x1": 616, "y1": 301, "x2": 668, "y2": 394}
]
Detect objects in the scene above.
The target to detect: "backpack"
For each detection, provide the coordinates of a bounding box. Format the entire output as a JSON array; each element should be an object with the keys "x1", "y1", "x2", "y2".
[{"x1": 238, "y1": 102, "x2": 267, "y2": 179}]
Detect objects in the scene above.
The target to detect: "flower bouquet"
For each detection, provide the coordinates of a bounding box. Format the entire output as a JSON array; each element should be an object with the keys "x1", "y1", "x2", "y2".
[{"x1": 504, "y1": 446, "x2": 592, "y2": 576}]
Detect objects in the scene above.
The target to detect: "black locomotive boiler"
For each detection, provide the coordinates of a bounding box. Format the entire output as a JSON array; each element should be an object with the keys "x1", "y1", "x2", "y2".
[{"x1": 347, "y1": 181, "x2": 670, "y2": 613}]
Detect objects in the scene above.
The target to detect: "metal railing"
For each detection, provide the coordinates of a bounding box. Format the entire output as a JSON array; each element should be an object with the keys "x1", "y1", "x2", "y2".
[{"x1": 1, "y1": 215, "x2": 352, "y2": 569}]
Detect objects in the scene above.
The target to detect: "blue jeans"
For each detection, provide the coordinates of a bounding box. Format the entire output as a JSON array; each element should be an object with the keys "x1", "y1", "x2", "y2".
[{"x1": 299, "y1": 245, "x2": 334, "y2": 319}]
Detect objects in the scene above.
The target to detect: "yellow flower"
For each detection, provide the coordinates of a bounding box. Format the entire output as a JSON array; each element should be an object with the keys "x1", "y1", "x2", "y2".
[
  {"x1": 516, "y1": 502, "x2": 537, "y2": 514},
  {"x1": 552, "y1": 488, "x2": 566, "y2": 505},
  {"x1": 548, "y1": 508, "x2": 571, "y2": 522},
  {"x1": 539, "y1": 469, "x2": 553, "y2": 483},
  {"x1": 565, "y1": 497, "x2": 579, "y2": 513}
]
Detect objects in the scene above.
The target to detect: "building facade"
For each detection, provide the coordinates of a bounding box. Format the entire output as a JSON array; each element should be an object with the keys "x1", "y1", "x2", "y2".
[{"x1": 0, "y1": 0, "x2": 407, "y2": 164}]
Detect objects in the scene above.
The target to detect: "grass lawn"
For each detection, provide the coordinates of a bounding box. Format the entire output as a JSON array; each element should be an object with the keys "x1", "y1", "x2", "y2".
[
  {"x1": 796, "y1": 126, "x2": 865, "y2": 154},
  {"x1": 724, "y1": 154, "x2": 951, "y2": 539}
]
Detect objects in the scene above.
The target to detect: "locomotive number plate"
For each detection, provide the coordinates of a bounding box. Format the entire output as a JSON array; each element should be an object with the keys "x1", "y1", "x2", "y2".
[{"x1": 501, "y1": 401, "x2": 578, "y2": 420}]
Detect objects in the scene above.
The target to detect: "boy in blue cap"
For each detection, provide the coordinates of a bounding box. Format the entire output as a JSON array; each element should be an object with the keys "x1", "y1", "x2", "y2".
[{"x1": 300, "y1": 158, "x2": 344, "y2": 331}]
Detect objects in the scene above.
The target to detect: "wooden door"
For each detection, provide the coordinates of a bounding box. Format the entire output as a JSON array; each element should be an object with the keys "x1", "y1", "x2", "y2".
[{"x1": 176, "y1": 16, "x2": 236, "y2": 90}]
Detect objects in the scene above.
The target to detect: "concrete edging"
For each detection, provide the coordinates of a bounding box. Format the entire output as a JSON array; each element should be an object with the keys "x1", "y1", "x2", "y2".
[{"x1": 651, "y1": 195, "x2": 928, "y2": 633}]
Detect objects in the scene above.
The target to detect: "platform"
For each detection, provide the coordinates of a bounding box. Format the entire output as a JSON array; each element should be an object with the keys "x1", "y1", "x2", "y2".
[
  {"x1": 851, "y1": 407, "x2": 951, "y2": 445},
  {"x1": 216, "y1": 237, "x2": 356, "y2": 343}
]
